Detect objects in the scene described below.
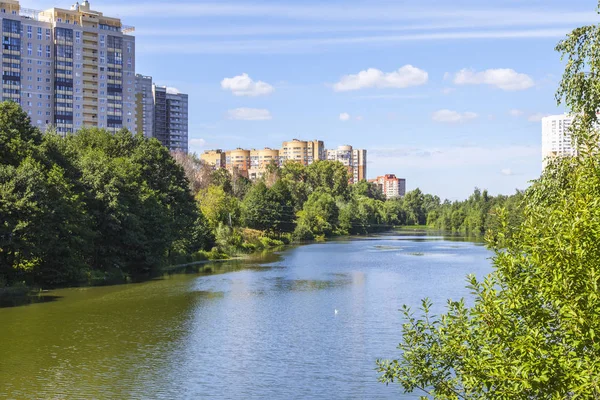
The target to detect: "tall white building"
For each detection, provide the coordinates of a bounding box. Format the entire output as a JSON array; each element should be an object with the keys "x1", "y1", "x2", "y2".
[
  {"x1": 326, "y1": 145, "x2": 367, "y2": 183},
  {"x1": 542, "y1": 114, "x2": 575, "y2": 166}
]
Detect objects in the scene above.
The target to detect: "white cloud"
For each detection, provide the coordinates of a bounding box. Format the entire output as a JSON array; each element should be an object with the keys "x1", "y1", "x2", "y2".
[
  {"x1": 221, "y1": 73, "x2": 274, "y2": 97},
  {"x1": 453, "y1": 68, "x2": 534, "y2": 91},
  {"x1": 189, "y1": 138, "x2": 207, "y2": 146},
  {"x1": 339, "y1": 112, "x2": 351, "y2": 121},
  {"x1": 369, "y1": 144, "x2": 540, "y2": 169},
  {"x1": 227, "y1": 108, "x2": 272, "y2": 121},
  {"x1": 355, "y1": 115, "x2": 364, "y2": 121},
  {"x1": 501, "y1": 168, "x2": 515, "y2": 176},
  {"x1": 528, "y1": 113, "x2": 550, "y2": 122},
  {"x1": 509, "y1": 109, "x2": 524, "y2": 117},
  {"x1": 432, "y1": 109, "x2": 478, "y2": 123},
  {"x1": 333, "y1": 65, "x2": 428, "y2": 92},
  {"x1": 441, "y1": 87, "x2": 455, "y2": 95},
  {"x1": 166, "y1": 87, "x2": 181, "y2": 95}
]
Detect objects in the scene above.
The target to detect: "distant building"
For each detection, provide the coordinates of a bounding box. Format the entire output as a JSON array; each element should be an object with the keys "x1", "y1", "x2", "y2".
[
  {"x1": 225, "y1": 148, "x2": 251, "y2": 177},
  {"x1": 279, "y1": 139, "x2": 325, "y2": 166},
  {"x1": 201, "y1": 139, "x2": 367, "y2": 183},
  {"x1": 249, "y1": 148, "x2": 279, "y2": 180},
  {"x1": 200, "y1": 149, "x2": 226, "y2": 168},
  {"x1": 370, "y1": 174, "x2": 406, "y2": 199},
  {"x1": 327, "y1": 145, "x2": 368, "y2": 184},
  {"x1": 135, "y1": 74, "x2": 153, "y2": 138},
  {"x1": 152, "y1": 85, "x2": 188, "y2": 152},
  {"x1": 542, "y1": 114, "x2": 576, "y2": 167}
]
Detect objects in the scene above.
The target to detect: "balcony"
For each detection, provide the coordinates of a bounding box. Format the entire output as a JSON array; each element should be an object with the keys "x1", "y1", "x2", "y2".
[
  {"x1": 82, "y1": 67, "x2": 97, "y2": 74},
  {"x1": 82, "y1": 41, "x2": 97, "y2": 50}
]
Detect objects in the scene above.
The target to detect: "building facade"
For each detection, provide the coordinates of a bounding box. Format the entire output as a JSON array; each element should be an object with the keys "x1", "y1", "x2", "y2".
[
  {"x1": 327, "y1": 145, "x2": 368, "y2": 184},
  {"x1": 200, "y1": 149, "x2": 226, "y2": 168},
  {"x1": 279, "y1": 139, "x2": 325, "y2": 166},
  {"x1": 541, "y1": 114, "x2": 576, "y2": 167},
  {"x1": 0, "y1": 0, "x2": 136, "y2": 134},
  {"x1": 369, "y1": 174, "x2": 406, "y2": 199},
  {"x1": 134, "y1": 74, "x2": 153, "y2": 137},
  {"x1": 151, "y1": 84, "x2": 188, "y2": 152},
  {"x1": 249, "y1": 147, "x2": 279, "y2": 180},
  {"x1": 201, "y1": 139, "x2": 367, "y2": 183},
  {"x1": 225, "y1": 148, "x2": 251, "y2": 177}
]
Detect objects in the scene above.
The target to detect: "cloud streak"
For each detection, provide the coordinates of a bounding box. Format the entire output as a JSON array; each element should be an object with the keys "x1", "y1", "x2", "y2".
[
  {"x1": 432, "y1": 109, "x2": 478, "y2": 123},
  {"x1": 137, "y1": 29, "x2": 570, "y2": 54},
  {"x1": 370, "y1": 144, "x2": 540, "y2": 168},
  {"x1": 227, "y1": 108, "x2": 272, "y2": 121}
]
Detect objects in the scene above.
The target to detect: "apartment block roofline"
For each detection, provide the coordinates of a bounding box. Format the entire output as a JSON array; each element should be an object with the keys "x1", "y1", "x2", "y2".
[{"x1": 16, "y1": 1, "x2": 135, "y2": 34}]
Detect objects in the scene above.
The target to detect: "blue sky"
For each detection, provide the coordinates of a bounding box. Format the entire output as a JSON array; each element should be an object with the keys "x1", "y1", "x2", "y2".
[{"x1": 22, "y1": 0, "x2": 600, "y2": 199}]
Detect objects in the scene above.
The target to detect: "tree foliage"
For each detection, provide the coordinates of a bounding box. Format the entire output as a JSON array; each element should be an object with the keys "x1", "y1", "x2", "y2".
[
  {"x1": 377, "y1": 10, "x2": 600, "y2": 398},
  {"x1": 0, "y1": 104, "x2": 209, "y2": 287}
]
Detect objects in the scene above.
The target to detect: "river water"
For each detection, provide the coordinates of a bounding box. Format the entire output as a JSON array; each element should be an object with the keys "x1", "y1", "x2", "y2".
[{"x1": 0, "y1": 232, "x2": 492, "y2": 399}]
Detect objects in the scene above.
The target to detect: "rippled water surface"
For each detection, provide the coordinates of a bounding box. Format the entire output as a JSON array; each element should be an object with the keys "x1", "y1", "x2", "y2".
[{"x1": 0, "y1": 232, "x2": 492, "y2": 399}]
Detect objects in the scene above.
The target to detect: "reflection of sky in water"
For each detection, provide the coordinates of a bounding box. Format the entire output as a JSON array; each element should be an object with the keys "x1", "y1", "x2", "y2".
[{"x1": 0, "y1": 232, "x2": 492, "y2": 400}]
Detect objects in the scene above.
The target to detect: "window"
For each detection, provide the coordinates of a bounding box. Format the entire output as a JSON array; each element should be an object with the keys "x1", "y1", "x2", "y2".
[
  {"x1": 37, "y1": 27, "x2": 42, "y2": 40},
  {"x1": 46, "y1": 29, "x2": 50, "y2": 40},
  {"x1": 26, "y1": 25, "x2": 32, "y2": 39},
  {"x1": 46, "y1": 45, "x2": 51, "y2": 58},
  {"x1": 37, "y1": 44, "x2": 42, "y2": 57},
  {"x1": 27, "y1": 42, "x2": 32, "y2": 56}
]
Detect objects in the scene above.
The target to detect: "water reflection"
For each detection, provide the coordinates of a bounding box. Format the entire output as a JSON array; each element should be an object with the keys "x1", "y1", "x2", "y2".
[{"x1": 0, "y1": 233, "x2": 492, "y2": 399}]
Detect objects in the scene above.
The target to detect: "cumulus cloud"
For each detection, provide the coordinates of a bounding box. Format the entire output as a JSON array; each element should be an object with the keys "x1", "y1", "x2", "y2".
[
  {"x1": 339, "y1": 112, "x2": 351, "y2": 121},
  {"x1": 333, "y1": 65, "x2": 428, "y2": 92},
  {"x1": 432, "y1": 109, "x2": 478, "y2": 123},
  {"x1": 453, "y1": 68, "x2": 534, "y2": 91},
  {"x1": 441, "y1": 87, "x2": 455, "y2": 95},
  {"x1": 509, "y1": 109, "x2": 524, "y2": 117},
  {"x1": 227, "y1": 108, "x2": 272, "y2": 120},
  {"x1": 221, "y1": 73, "x2": 274, "y2": 96},
  {"x1": 166, "y1": 87, "x2": 181, "y2": 95},
  {"x1": 528, "y1": 112, "x2": 550, "y2": 122},
  {"x1": 501, "y1": 168, "x2": 515, "y2": 176}
]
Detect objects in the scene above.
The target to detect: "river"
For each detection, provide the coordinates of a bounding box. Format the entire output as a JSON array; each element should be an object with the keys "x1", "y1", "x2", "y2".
[{"x1": 0, "y1": 232, "x2": 492, "y2": 399}]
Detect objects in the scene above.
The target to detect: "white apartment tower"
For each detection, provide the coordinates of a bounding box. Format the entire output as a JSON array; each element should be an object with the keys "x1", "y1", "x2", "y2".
[
  {"x1": 541, "y1": 114, "x2": 575, "y2": 166},
  {"x1": 0, "y1": 0, "x2": 136, "y2": 134},
  {"x1": 326, "y1": 145, "x2": 367, "y2": 183}
]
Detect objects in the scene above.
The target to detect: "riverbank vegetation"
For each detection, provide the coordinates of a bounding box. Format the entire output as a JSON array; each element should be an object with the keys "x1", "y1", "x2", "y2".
[
  {"x1": 0, "y1": 101, "x2": 524, "y2": 289},
  {"x1": 377, "y1": 8, "x2": 600, "y2": 398}
]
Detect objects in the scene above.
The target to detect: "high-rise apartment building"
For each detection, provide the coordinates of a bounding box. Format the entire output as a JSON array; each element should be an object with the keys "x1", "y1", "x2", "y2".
[
  {"x1": 0, "y1": 0, "x2": 136, "y2": 134},
  {"x1": 225, "y1": 148, "x2": 251, "y2": 177},
  {"x1": 134, "y1": 74, "x2": 153, "y2": 137},
  {"x1": 327, "y1": 145, "x2": 368, "y2": 184},
  {"x1": 249, "y1": 147, "x2": 279, "y2": 180},
  {"x1": 151, "y1": 84, "x2": 188, "y2": 152},
  {"x1": 541, "y1": 114, "x2": 576, "y2": 167},
  {"x1": 279, "y1": 139, "x2": 325, "y2": 166},
  {"x1": 369, "y1": 174, "x2": 406, "y2": 199}
]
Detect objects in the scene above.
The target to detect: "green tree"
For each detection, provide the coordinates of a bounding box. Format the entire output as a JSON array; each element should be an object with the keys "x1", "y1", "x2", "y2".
[
  {"x1": 377, "y1": 11, "x2": 600, "y2": 398},
  {"x1": 197, "y1": 185, "x2": 240, "y2": 229},
  {"x1": 294, "y1": 191, "x2": 339, "y2": 240}
]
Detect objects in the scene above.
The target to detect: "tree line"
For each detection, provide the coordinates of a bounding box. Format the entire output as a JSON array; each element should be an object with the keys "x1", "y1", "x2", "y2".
[{"x1": 1, "y1": 101, "x2": 524, "y2": 288}]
